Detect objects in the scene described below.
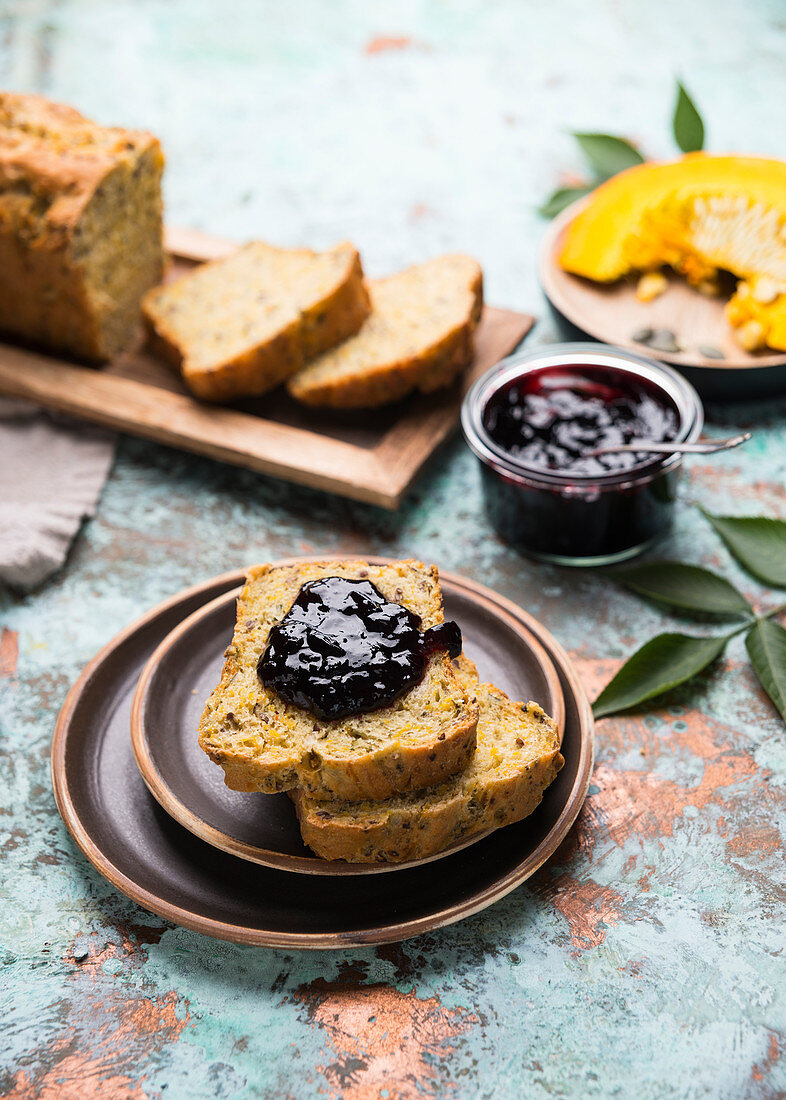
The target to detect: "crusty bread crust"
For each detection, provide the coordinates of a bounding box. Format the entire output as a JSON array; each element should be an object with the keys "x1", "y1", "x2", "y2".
[
  {"x1": 294, "y1": 664, "x2": 564, "y2": 862},
  {"x1": 287, "y1": 255, "x2": 483, "y2": 408},
  {"x1": 198, "y1": 560, "x2": 479, "y2": 801},
  {"x1": 143, "y1": 242, "x2": 370, "y2": 402},
  {"x1": 0, "y1": 92, "x2": 164, "y2": 361}
]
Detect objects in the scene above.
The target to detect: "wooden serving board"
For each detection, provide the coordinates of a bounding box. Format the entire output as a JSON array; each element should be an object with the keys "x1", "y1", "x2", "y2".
[{"x1": 0, "y1": 227, "x2": 533, "y2": 509}]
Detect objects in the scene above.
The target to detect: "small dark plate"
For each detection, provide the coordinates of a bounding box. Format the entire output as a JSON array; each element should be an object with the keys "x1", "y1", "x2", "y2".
[
  {"x1": 130, "y1": 583, "x2": 565, "y2": 875},
  {"x1": 52, "y1": 566, "x2": 594, "y2": 948}
]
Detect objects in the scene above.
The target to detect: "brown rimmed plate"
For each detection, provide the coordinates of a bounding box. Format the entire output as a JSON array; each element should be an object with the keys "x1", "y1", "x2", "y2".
[
  {"x1": 130, "y1": 583, "x2": 565, "y2": 876},
  {"x1": 540, "y1": 197, "x2": 786, "y2": 400},
  {"x1": 51, "y1": 564, "x2": 594, "y2": 948}
]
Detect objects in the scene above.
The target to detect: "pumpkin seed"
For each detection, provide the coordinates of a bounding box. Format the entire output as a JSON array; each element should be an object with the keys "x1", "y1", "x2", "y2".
[
  {"x1": 647, "y1": 329, "x2": 682, "y2": 353},
  {"x1": 737, "y1": 320, "x2": 766, "y2": 351},
  {"x1": 636, "y1": 272, "x2": 668, "y2": 302},
  {"x1": 752, "y1": 277, "x2": 779, "y2": 304},
  {"x1": 632, "y1": 327, "x2": 654, "y2": 344}
]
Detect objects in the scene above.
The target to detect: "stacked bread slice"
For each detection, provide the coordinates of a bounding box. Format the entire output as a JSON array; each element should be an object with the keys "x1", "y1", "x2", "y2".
[
  {"x1": 198, "y1": 560, "x2": 563, "y2": 863},
  {"x1": 293, "y1": 655, "x2": 564, "y2": 862},
  {"x1": 143, "y1": 244, "x2": 483, "y2": 406}
]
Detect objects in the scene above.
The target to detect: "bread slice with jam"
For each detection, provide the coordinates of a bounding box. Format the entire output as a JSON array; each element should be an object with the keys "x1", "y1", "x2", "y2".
[
  {"x1": 142, "y1": 240, "x2": 369, "y2": 402},
  {"x1": 286, "y1": 254, "x2": 483, "y2": 408},
  {"x1": 292, "y1": 655, "x2": 564, "y2": 863},
  {"x1": 198, "y1": 560, "x2": 479, "y2": 801}
]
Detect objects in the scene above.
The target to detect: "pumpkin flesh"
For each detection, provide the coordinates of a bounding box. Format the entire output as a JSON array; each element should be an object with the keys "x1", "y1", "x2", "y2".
[{"x1": 559, "y1": 154, "x2": 786, "y2": 351}]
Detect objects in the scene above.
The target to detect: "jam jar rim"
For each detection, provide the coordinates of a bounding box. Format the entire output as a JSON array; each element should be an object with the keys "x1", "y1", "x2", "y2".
[{"x1": 461, "y1": 343, "x2": 704, "y2": 490}]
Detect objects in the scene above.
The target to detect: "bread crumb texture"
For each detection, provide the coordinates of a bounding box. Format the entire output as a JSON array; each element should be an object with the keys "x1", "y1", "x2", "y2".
[
  {"x1": 287, "y1": 253, "x2": 483, "y2": 407},
  {"x1": 143, "y1": 240, "x2": 370, "y2": 401},
  {"x1": 0, "y1": 92, "x2": 164, "y2": 361},
  {"x1": 295, "y1": 654, "x2": 564, "y2": 862},
  {"x1": 198, "y1": 560, "x2": 479, "y2": 801}
]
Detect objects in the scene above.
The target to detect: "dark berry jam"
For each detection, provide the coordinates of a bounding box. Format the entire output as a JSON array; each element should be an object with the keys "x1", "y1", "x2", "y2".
[
  {"x1": 483, "y1": 371, "x2": 678, "y2": 476},
  {"x1": 257, "y1": 576, "x2": 462, "y2": 721},
  {"x1": 462, "y1": 350, "x2": 703, "y2": 565}
]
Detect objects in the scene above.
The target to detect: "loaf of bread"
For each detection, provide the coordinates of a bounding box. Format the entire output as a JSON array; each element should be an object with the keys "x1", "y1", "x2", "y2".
[
  {"x1": 198, "y1": 560, "x2": 479, "y2": 801},
  {"x1": 142, "y1": 241, "x2": 370, "y2": 401},
  {"x1": 293, "y1": 655, "x2": 564, "y2": 862},
  {"x1": 287, "y1": 254, "x2": 483, "y2": 408},
  {"x1": 0, "y1": 92, "x2": 164, "y2": 361}
]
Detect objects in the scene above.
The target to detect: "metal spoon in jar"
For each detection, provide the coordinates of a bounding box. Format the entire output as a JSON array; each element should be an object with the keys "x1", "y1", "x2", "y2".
[{"x1": 585, "y1": 431, "x2": 751, "y2": 459}]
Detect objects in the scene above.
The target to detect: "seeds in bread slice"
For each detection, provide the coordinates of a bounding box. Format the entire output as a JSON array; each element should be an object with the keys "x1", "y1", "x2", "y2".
[
  {"x1": 286, "y1": 254, "x2": 483, "y2": 408},
  {"x1": 292, "y1": 655, "x2": 564, "y2": 862},
  {"x1": 198, "y1": 560, "x2": 479, "y2": 801},
  {"x1": 142, "y1": 240, "x2": 369, "y2": 402}
]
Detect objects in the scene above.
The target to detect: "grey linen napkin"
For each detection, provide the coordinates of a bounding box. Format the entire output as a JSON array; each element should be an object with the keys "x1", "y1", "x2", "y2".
[{"x1": 0, "y1": 398, "x2": 115, "y2": 589}]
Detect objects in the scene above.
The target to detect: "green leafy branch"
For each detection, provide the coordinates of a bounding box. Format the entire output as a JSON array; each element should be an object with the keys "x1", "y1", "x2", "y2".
[
  {"x1": 593, "y1": 510, "x2": 786, "y2": 723},
  {"x1": 539, "y1": 80, "x2": 705, "y2": 218}
]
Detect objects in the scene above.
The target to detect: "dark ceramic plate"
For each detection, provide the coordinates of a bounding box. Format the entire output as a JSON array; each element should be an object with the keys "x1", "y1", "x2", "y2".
[
  {"x1": 52, "y1": 565, "x2": 594, "y2": 948},
  {"x1": 130, "y1": 583, "x2": 565, "y2": 875}
]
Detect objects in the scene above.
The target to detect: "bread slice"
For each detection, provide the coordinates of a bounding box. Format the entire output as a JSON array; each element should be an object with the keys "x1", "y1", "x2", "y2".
[
  {"x1": 142, "y1": 241, "x2": 370, "y2": 402},
  {"x1": 286, "y1": 254, "x2": 483, "y2": 408},
  {"x1": 293, "y1": 655, "x2": 564, "y2": 863},
  {"x1": 198, "y1": 560, "x2": 479, "y2": 801}
]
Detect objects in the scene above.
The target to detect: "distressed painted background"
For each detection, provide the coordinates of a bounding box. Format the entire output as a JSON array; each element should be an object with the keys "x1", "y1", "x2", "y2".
[{"x1": 1, "y1": 1, "x2": 785, "y2": 1097}]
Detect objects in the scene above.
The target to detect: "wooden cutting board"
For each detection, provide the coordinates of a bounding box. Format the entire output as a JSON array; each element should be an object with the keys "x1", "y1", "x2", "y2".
[{"x1": 0, "y1": 227, "x2": 533, "y2": 509}]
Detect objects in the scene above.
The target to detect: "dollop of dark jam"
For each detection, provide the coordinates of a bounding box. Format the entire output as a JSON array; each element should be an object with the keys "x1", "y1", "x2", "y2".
[
  {"x1": 484, "y1": 371, "x2": 678, "y2": 476},
  {"x1": 257, "y1": 576, "x2": 462, "y2": 721}
]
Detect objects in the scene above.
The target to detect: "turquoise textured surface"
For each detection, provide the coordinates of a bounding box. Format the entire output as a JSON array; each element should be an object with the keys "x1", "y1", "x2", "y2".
[{"x1": 1, "y1": 2, "x2": 785, "y2": 1097}]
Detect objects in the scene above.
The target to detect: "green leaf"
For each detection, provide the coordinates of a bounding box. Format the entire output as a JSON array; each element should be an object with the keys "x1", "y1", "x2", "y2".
[
  {"x1": 673, "y1": 81, "x2": 705, "y2": 153},
  {"x1": 700, "y1": 509, "x2": 786, "y2": 588},
  {"x1": 592, "y1": 630, "x2": 735, "y2": 718},
  {"x1": 538, "y1": 185, "x2": 593, "y2": 219},
  {"x1": 572, "y1": 132, "x2": 644, "y2": 180},
  {"x1": 612, "y1": 561, "x2": 752, "y2": 617},
  {"x1": 745, "y1": 619, "x2": 786, "y2": 723}
]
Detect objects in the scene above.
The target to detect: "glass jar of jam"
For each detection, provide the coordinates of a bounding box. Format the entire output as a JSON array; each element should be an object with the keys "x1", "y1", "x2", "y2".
[{"x1": 461, "y1": 344, "x2": 704, "y2": 565}]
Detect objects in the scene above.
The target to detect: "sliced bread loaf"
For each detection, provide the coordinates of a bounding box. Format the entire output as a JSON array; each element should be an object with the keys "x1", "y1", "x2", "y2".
[
  {"x1": 0, "y1": 92, "x2": 164, "y2": 362},
  {"x1": 142, "y1": 240, "x2": 369, "y2": 402},
  {"x1": 293, "y1": 655, "x2": 564, "y2": 862},
  {"x1": 286, "y1": 254, "x2": 483, "y2": 408},
  {"x1": 198, "y1": 560, "x2": 479, "y2": 801}
]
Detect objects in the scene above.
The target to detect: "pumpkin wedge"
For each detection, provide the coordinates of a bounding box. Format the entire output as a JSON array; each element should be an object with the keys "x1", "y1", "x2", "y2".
[{"x1": 558, "y1": 154, "x2": 786, "y2": 351}]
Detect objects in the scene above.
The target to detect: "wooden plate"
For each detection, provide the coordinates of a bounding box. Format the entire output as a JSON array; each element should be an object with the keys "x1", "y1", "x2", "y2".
[
  {"x1": 51, "y1": 567, "x2": 593, "y2": 948},
  {"x1": 130, "y1": 580, "x2": 565, "y2": 876},
  {"x1": 0, "y1": 227, "x2": 533, "y2": 509},
  {"x1": 540, "y1": 198, "x2": 786, "y2": 400}
]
